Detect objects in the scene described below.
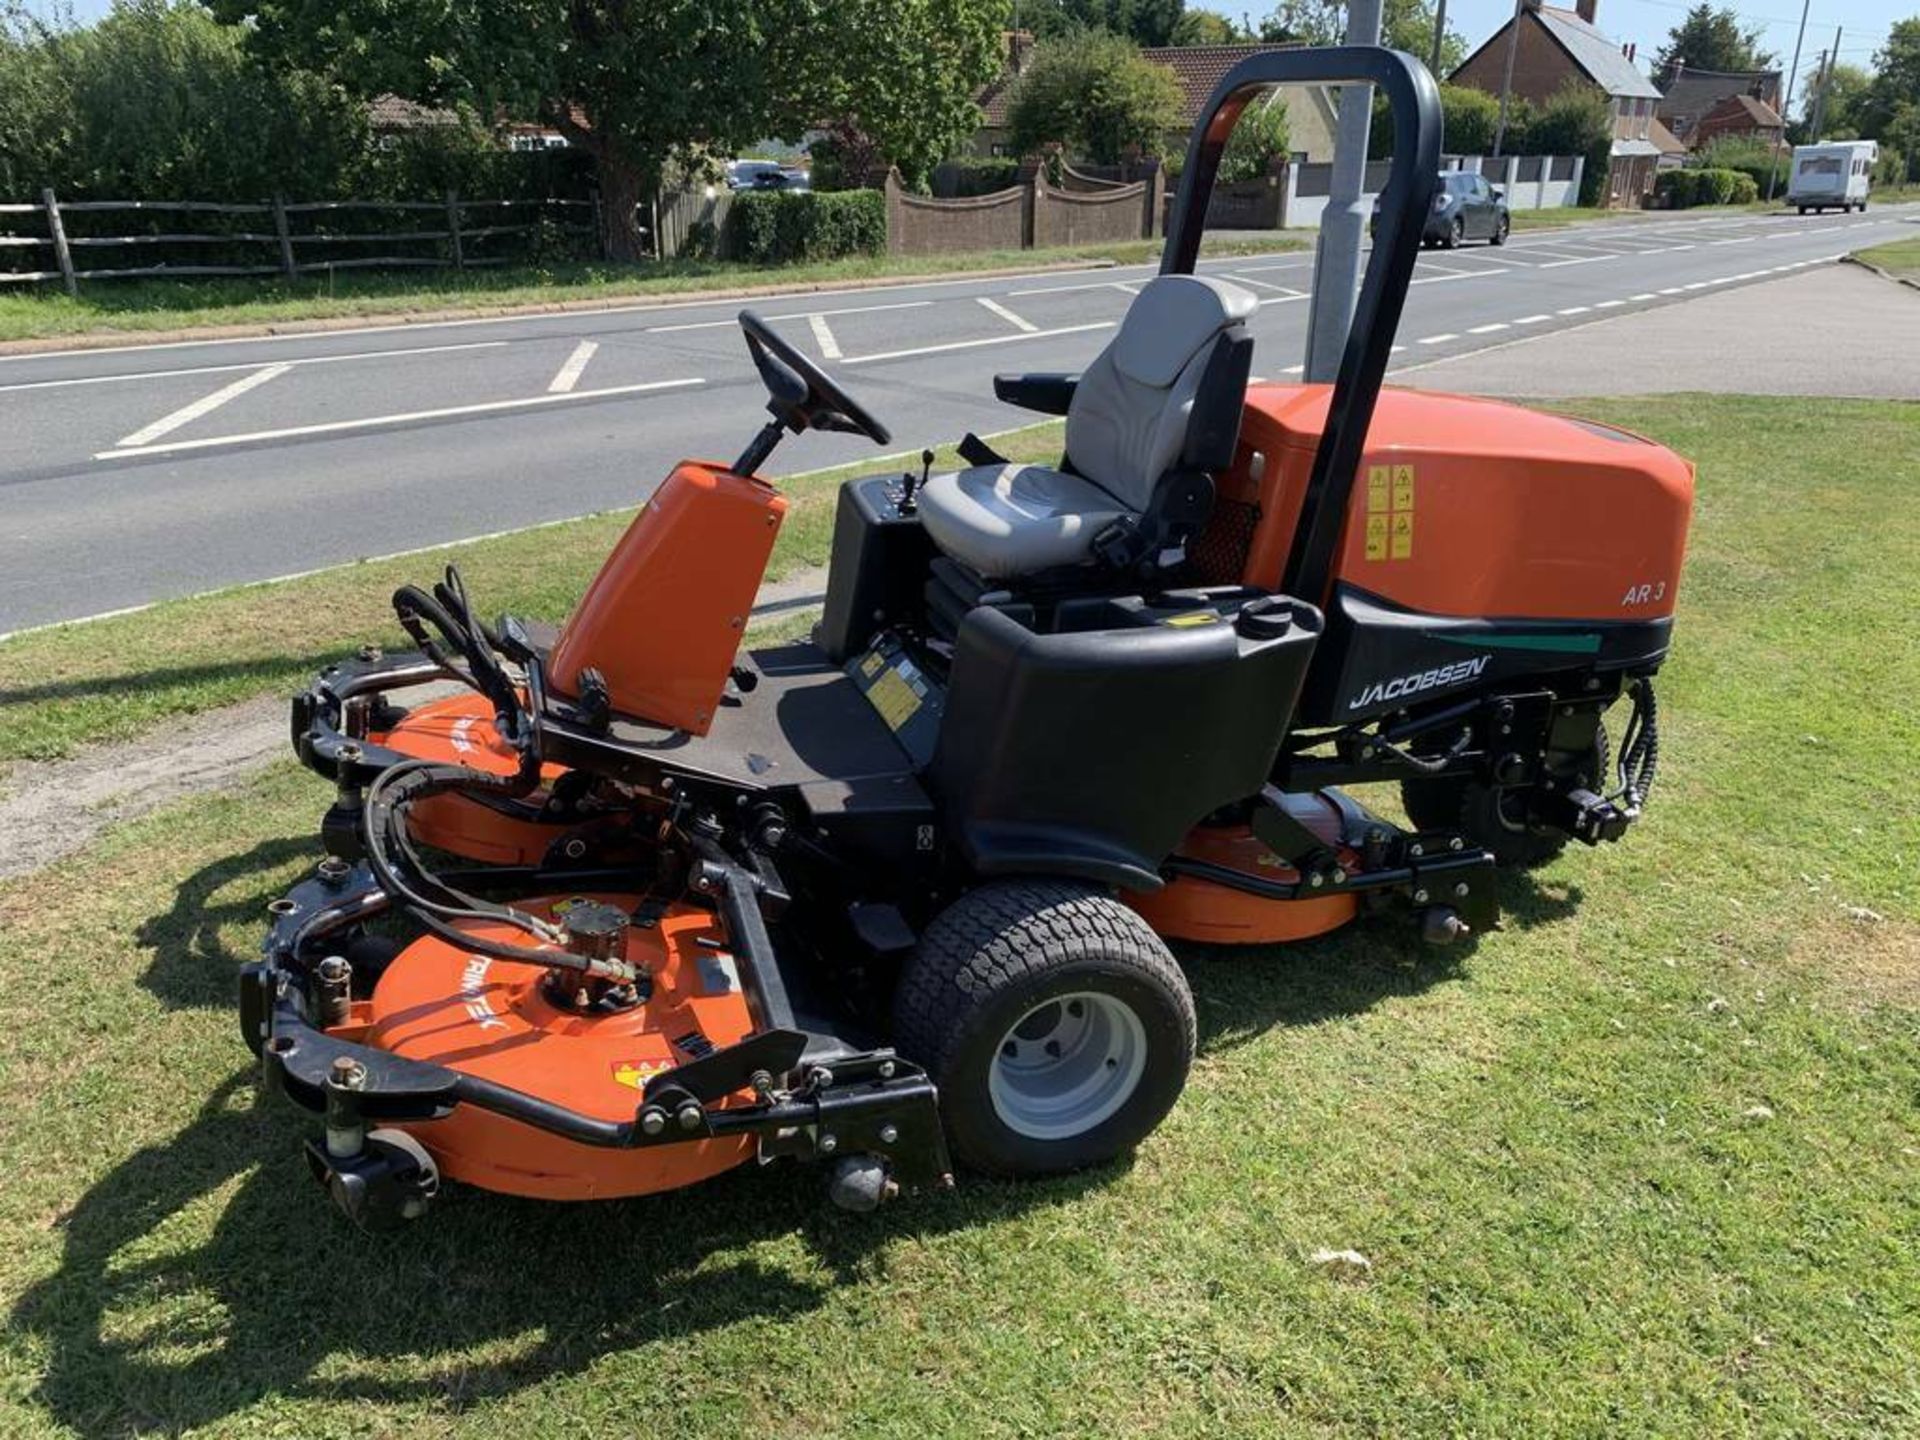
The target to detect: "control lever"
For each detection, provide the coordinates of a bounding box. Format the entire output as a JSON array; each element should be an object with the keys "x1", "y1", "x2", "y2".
[{"x1": 899, "y1": 448, "x2": 933, "y2": 515}]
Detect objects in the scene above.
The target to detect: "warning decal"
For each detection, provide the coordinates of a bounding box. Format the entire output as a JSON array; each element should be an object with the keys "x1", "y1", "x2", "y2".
[{"x1": 1364, "y1": 462, "x2": 1415, "y2": 561}]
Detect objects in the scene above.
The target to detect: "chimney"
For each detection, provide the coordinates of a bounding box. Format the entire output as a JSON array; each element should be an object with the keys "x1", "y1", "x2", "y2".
[{"x1": 1575, "y1": 0, "x2": 1597, "y2": 22}]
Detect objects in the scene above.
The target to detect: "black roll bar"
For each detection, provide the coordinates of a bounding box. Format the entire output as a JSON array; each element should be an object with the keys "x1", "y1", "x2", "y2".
[{"x1": 1161, "y1": 46, "x2": 1443, "y2": 605}]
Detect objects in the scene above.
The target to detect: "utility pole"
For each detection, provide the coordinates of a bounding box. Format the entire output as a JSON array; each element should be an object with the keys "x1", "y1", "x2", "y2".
[
  {"x1": 1766, "y1": 0, "x2": 1811, "y2": 200},
  {"x1": 1430, "y1": 0, "x2": 1449, "y2": 77},
  {"x1": 1492, "y1": 0, "x2": 1526, "y2": 159},
  {"x1": 1303, "y1": 0, "x2": 1384, "y2": 382},
  {"x1": 1809, "y1": 26, "x2": 1841, "y2": 139}
]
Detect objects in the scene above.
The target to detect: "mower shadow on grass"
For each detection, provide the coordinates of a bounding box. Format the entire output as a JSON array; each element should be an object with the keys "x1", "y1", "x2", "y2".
[
  {"x1": 8, "y1": 1069, "x2": 1111, "y2": 1438},
  {"x1": 12, "y1": 836, "x2": 1584, "y2": 1436}
]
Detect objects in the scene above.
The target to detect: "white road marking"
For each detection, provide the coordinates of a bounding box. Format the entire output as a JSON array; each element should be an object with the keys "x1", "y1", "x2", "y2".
[
  {"x1": 1417, "y1": 333, "x2": 1458, "y2": 345},
  {"x1": 976, "y1": 296, "x2": 1039, "y2": 332},
  {"x1": 116, "y1": 363, "x2": 290, "y2": 447},
  {"x1": 1594, "y1": 299, "x2": 1625, "y2": 308},
  {"x1": 841, "y1": 322, "x2": 1115, "y2": 366},
  {"x1": 0, "y1": 339, "x2": 509, "y2": 395},
  {"x1": 1407, "y1": 269, "x2": 1500, "y2": 286},
  {"x1": 1281, "y1": 363, "x2": 1305, "y2": 374},
  {"x1": 1111, "y1": 281, "x2": 1142, "y2": 294},
  {"x1": 1556, "y1": 305, "x2": 1591, "y2": 315},
  {"x1": 1629, "y1": 292, "x2": 1658, "y2": 301},
  {"x1": 1467, "y1": 322, "x2": 1508, "y2": 334},
  {"x1": 96, "y1": 376, "x2": 704, "y2": 460},
  {"x1": 1009, "y1": 277, "x2": 1141, "y2": 296},
  {"x1": 546, "y1": 339, "x2": 598, "y2": 393},
  {"x1": 1711, "y1": 236, "x2": 1756, "y2": 245},
  {"x1": 1659, "y1": 286, "x2": 1686, "y2": 294},
  {"x1": 645, "y1": 299, "x2": 931, "y2": 333},
  {"x1": 1539, "y1": 254, "x2": 1607, "y2": 268},
  {"x1": 1229, "y1": 274, "x2": 1307, "y2": 296},
  {"x1": 1513, "y1": 313, "x2": 1552, "y2": 325},
  {"x1": 807, "y1": 313, "x2": 842, "y2": 359}
]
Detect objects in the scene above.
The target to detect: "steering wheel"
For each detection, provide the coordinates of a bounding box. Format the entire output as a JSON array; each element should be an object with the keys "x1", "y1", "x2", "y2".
[{"x1": 739, "y1": 310, "x2": 891, "y2": 447}]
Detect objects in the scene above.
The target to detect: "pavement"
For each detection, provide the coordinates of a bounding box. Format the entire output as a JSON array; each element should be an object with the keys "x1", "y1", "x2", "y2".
[
  {"x1": 1, "y1": 203, "x2": 1915, "y2": 633},
  {"x1": 1399, "y1": 262, "x2": 1920, "y2": 398}
]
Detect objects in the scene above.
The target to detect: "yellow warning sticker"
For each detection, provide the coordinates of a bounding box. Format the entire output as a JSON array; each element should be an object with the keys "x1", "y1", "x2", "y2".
[
  {"x1": 1163, "y1": 611, "x2": 1219, "y2": 628},
  {"x1": 1367, "y1": 465, "x2": 1391, "y2": 513},
  {"x1": 859, "y1": 650, "x2": 885, "y2": 678},
  {"x1": 1392, "y1": 464, "x2": 1416, "y2": 514},
  {"x1": 612, "y1": 1059, "x2": 672, "y2": 1091},
  {"x1": 1390, "y1": 510, "x2": 1415, "y2": 560},
  {"x1": 868, "y1": 668, "x2": 922, "y2": 730},
  {"x1": 1364, "y1": 512, "x2": 1389, "y2": 561}
]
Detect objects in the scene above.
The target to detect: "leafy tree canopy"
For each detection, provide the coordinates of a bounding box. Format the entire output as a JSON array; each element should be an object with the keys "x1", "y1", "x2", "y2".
[
  {"x1": 1019, "y1": 0, "x2": 1185, "y2": 48},
  {"x1": 1256, "y1": 0, "x2": 1464, "y2": 73},
  {"x1": 1652, "y1": 4, "x2": 1776, "y2": 84},
  {"x1": 212, "y1": 0, "x2": 1004, "y2": 258},
  {"x1": 1006, "y1": 28, "x2": 1184, "y2": 163},
  {"x1": 1170, "y1": 8, "x2": 1251, "y2": 45}
]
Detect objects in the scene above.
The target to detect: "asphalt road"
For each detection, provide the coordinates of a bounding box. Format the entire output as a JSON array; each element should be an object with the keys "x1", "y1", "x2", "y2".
[{"x1": 2, "y1": 204, "x2": 1912, "y2": 634}]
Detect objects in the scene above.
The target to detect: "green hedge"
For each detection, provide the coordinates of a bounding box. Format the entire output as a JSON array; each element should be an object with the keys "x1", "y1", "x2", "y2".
[
  {"x1": 726, "y1": 189, "x2": 887, "y2": 264},
  {"x1": 1655, "y1": 167, "x2": 1760, "y2": 208},
  {"x1": 934, "y1": 157, "x2": 1021, "y2": 197}
]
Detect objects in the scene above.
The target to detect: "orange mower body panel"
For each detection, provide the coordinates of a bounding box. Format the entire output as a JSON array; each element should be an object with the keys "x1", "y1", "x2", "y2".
[
  {"x1": 370, "y1": 691, "x2": 569, "y2": 866},
  {"x1": 350, "y1": 895, "x2": 759, "y2": 1200},
  {"x1": 547, "y1": 461, "x2": 787, "y2": 735},
  {"x1": 1209, "y1": 384, "x2": 1694, "y2": 623}
]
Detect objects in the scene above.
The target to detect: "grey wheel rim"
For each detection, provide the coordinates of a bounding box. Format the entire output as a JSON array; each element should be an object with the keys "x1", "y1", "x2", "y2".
[{"x1": 988, "y1": 991, "x2": 1147, "y2": 1141}]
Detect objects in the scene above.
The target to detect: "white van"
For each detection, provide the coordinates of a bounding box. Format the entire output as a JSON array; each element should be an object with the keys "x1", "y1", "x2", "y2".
[{"x1": 1787, "y1": 141, "x2": 1877, "y2": 214}]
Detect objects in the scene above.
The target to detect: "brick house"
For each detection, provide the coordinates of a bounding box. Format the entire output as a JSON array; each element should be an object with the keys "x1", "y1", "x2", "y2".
[
  {"x1": 1450, "y1": 0, "x2": 1665, "y2": 206},
  {"x1": 1655, "y1": 68, "x2": 1783, "y2": 146},
  {"x1": 970, "y1": 37, "x2": 1339, "y2": 163},
  {"x1": 1682, "y1": 92, "x2": 1785, "y2": 149}
]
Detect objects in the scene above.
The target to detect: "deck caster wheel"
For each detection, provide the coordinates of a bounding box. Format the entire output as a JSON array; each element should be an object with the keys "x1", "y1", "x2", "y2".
[
  {"x1": 306, "y1": 1128, "x2": 440, "y2": 1232},
  {"x1": 893, "y1": 881, "x2": 1195, "y2": 1178},
  {"x1": 827, "y1": 1155, "x2": 898, "y2": 1212}
]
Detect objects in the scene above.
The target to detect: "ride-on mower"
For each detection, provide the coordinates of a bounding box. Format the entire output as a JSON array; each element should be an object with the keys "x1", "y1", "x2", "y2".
[{"x1": 244, "y1": 48, "x2": 1693, "y2": 1229}]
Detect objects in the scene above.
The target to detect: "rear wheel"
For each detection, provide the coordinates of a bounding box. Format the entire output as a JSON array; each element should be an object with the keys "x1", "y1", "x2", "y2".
[
  {"x1": 1402, "y1": 725, "x2": 1610, "y2": 869},
  {"x1": 894, "y1": 880, "x2": 1196, "y2": 1177}
]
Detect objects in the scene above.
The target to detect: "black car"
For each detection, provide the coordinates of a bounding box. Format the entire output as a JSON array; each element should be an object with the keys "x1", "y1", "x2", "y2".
[{"x1": 1374, "y1": 171, "x2": 1510, "y2": 248}]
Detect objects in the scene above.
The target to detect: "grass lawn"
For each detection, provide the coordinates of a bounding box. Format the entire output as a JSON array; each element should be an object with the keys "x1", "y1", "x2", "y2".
[
  {"x1": 1, "y1": 394, "x2": 1917, "y2": 1437},
  {"x1": 0, "y1": 235, "x2": 1305, "y2": 345},
  {"x1": 1853, "y1": 236, "x2": 1920, "y2": 282}
]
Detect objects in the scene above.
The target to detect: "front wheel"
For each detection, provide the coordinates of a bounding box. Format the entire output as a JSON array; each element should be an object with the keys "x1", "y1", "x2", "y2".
[
  {"x1": 1491, "y1": 213, "x2": 1510, "y2": 246},
  {"x1": 893, "y1": 881, "x2": 1196, "y2": 1177},
  {"x1": 1444, "y1": 216, "x2": 1465, "y2": 249}
]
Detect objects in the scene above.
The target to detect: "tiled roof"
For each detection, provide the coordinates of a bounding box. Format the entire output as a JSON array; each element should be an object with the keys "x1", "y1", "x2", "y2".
[
  {"x1": 1657, "y1": 69, "x2": 1781, "y2": 131},
  {"x1": 367, "y1": 93, "x2": 459, "y2": 131},
  {"x1": 1535, "y1": 7, "x2": 1662, "y2": 99},
  {"x1": 1138, "y1": 44, "x2": 1304, "y2": 125},
  {"x1": 1647, "y1": 117, "x2": 1688, "y2": 155},
  {"x1": 1708, "y1": 93, "x2": 1784, "y2": 129}
]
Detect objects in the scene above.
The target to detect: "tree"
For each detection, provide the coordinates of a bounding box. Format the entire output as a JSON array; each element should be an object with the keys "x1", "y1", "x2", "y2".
[
  {"x1": 1653, "y1": 5, "x2": 1775, "y2": 84},
  {"x1": 1020, "y1": 0, "x2": 1186, "y2": 48},
  {"x1": 1218, "y1": 93, "x2": 1288, "y2": 180},
  {"x1": 214, "y1": 0, "x2": 1004, "y2": 260},
  {"x1": 1171, "y1": 8, "x2": 1249, "y2": 45},
  {"x1": 1799, "y1": 61, "x2": 1870, "y2": 141},
  {"x1": 1518, "y1": 81, "x2": 1612, "y2": 205},
  {"x1": 1006, "y1": 29, "x2": 1183, "y2": 163},
  {"x1": 1, "y1": 0, "x2": 366, "y2": 202},
  {"x1": 1257, "y1": 0, "x2": 1464, "y2": 73},
  {"x1": 1860, "y1": 19, "x2": 1920, "y2": 145}
]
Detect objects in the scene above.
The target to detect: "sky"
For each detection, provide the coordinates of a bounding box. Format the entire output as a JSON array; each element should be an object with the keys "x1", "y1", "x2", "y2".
[{"x1": 19, "y1": 0, "x2": 1911, "y2": 88}]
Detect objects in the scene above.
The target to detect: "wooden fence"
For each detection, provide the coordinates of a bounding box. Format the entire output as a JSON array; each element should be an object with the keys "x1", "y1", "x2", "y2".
[{"x1": 0, "y1": 190, "x2": 599, "y2": 294}]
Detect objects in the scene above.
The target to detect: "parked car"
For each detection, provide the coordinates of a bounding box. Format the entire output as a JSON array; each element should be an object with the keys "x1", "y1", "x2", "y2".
[
  {"x1": 1375, "y1": 171, "x2": 1510, "y2": 248},
  {"x1": 725, "y1": 160, "x2": 811, "y2": 193},
  {"x1": 1787, "y1": 140, "x2": 1876, "y2": 214}
]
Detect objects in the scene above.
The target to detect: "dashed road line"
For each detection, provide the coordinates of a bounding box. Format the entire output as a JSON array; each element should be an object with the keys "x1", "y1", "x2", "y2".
[
  {"x1": 645, "y1": 299, "x2": 931, "y2": 333},
  {"x1": 546, "y1": 339, "x2": 598, "y2": 393},
  {"x1": 807, "y1": 313, "x2": 843, "y2": 359},
  {"x1": 0, "y1": 339, "x2": 509, "y2": 395},
  {"x1": 1513, "y1": 313, "x2": 1552, "y2": 325},
  {"x1": 96, "y1": 376, "x2": 705, "y2": 460},
  {"x1": 1594, "y1": 299, "x2": 1625, "y2": 308},
  {"x1": 115, "y1": 363, "x2": 290, "y2": 448},
  {"x1": 976, "y1": 296, "x2": 1039, "y2": 332},
  {"x1": 1467, "y1": 322, "x2": 1508, "y2": 334},
  {"x1": 1629, "y1": 292, "x2": 1658, "y2": 301},
  {"x1": 1556, "y1": 305, "x2": 1591, "y2": 315},
  {"x1": 841, "y1": 321, "x2": 1116, "y2": 366},
  {"x1": 1229, "y1": 274, "x2": 1307, "y2": 296},
  {"x1": 1417, "y1": 333, "x2": 1459, "y2": 345}
]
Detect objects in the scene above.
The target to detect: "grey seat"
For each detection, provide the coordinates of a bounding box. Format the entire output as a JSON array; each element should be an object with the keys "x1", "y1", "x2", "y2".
[{"x1": 916, "y1": 275, "x2": 1258, "y2": 581}]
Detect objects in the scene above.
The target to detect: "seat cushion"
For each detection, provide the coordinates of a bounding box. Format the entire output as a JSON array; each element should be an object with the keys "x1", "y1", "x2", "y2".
[{"x1": 916, "y1": 463, "x2": 1129, "y2": 580}]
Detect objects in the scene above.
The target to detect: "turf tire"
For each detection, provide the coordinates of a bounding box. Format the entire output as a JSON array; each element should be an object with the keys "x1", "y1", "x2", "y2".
[{"x1": 893, "y1": 880, "x2": 1196, "y2": 1178}]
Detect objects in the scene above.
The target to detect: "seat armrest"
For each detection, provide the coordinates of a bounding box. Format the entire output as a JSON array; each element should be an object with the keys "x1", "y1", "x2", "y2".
[{"x1": 993, "y1": 372, "x2": 1080, "y2": 416}]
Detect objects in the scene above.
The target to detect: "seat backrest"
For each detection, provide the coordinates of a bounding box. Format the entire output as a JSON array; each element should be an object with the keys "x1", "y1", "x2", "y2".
[{"x1": 1064, "y1": 275, "x2": 1258, "y2": 513}]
